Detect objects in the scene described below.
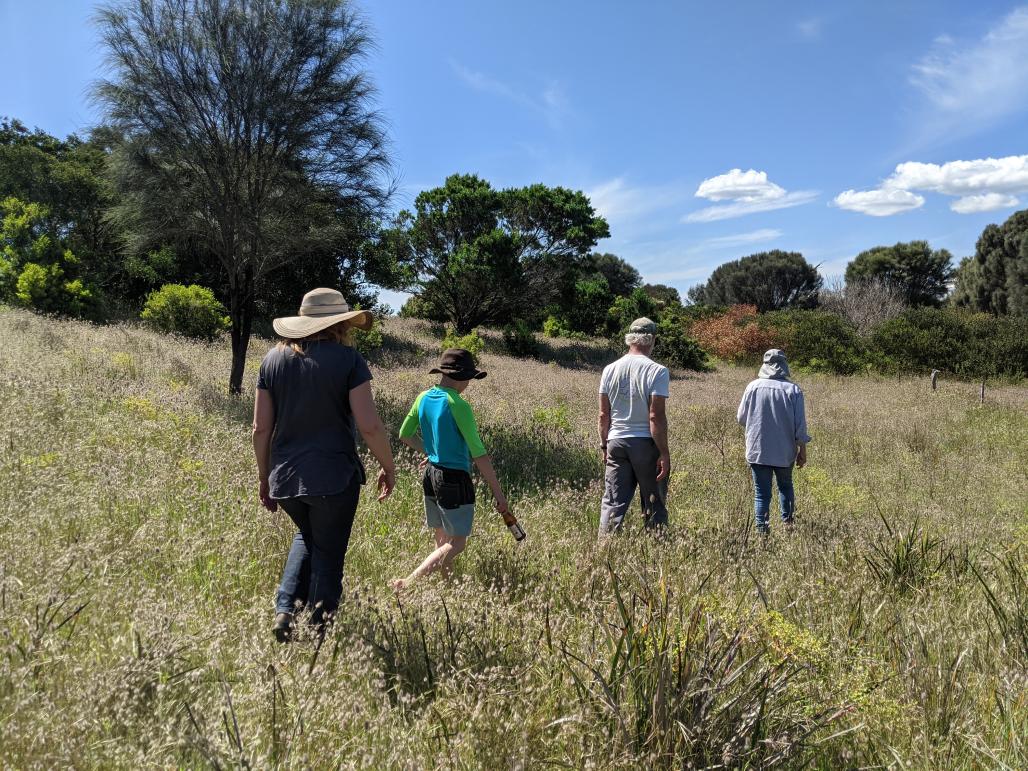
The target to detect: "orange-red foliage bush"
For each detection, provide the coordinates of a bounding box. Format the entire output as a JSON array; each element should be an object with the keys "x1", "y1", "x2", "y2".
[{"x1": 689, "y1": 305, "x2": 781, "y2": 363}]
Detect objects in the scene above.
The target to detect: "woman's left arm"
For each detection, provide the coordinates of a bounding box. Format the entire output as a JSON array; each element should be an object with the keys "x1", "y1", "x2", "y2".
[{"x1": 253, "y1": 387, "x2": 277, "y2": 511}]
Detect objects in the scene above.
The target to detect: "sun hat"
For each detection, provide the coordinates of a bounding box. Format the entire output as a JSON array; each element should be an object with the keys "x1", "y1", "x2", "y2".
[
  {"x1": 430, "y1": 348, "x2": 487, "y2": 381},
  {"x1": 272, "y1": 288, "x2": 373, "y2": 339},
  {"x1": 758, "y1": 349, "x2": 791, "y2": 380},
  {"x1": 629, "y1": 317, "x2": 657, "y2": 335}
]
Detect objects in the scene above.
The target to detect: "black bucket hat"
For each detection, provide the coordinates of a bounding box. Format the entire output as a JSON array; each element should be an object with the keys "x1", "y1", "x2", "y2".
[{"x1": 430, "y1": 348, "x2": 487, "y2": 381}]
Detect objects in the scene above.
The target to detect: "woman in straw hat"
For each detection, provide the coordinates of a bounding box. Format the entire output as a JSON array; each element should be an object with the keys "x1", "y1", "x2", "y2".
[{"x1": 252, "y1": 288, "x2": 396, "y2": 641}]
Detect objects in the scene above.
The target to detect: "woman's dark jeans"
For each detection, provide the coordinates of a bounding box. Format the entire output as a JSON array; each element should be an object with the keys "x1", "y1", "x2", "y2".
[
  {"x1": 275, "y1": 479, "x2": 361, "y2": 624},
  {"x1": 750, "y1": 464, "x2": 795, "y2": 533}
]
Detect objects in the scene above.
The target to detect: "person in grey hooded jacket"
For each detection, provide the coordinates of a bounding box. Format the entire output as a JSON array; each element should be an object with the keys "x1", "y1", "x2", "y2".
[{"x1": 736, "y1": 349, "x2": 811, "y2": 534}]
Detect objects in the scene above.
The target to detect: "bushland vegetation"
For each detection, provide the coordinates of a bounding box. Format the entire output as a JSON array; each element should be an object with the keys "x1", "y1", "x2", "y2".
[{"x1": 1, "y1": 306, "x2": 1026, "y2": 768}]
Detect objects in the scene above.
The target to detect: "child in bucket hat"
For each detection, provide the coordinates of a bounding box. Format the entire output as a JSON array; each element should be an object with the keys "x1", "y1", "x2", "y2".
[{"x1": 390, "y1": 349, "x2": 508, "y2": 589}]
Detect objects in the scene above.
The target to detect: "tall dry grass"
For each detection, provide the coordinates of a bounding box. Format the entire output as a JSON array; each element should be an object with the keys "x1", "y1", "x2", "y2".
[{"x1": 1, "y1": 306, "x2": 1026, "y2": 768}]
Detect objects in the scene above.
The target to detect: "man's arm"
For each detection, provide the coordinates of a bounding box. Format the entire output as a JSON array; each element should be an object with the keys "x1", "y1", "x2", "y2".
[
  {"x1": 252, "y1": 388, "x2": 277, "y2": 511},
  {"x1": 649, "y1": 395, "x2": 670, "y2": 482},
  {"x1": 598, "y1": 393, "x2": 611, "y2": 461}
]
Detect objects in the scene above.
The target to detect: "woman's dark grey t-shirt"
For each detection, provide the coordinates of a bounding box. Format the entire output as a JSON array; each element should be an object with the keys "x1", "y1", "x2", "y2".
[{"x1": 256, "y1": 341, "x2": 372, "y2": 498}]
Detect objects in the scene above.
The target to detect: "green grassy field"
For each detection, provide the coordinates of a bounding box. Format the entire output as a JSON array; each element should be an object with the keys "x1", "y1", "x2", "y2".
[{"x1": 1, "y1": 306, "x2": 1026, "y2": 768}]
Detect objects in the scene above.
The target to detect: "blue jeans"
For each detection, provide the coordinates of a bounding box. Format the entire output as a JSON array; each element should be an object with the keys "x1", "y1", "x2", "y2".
[
  {"x1": 276, "y1": 479, "x2": 361, "y2": 623},
  {"x1": 750, "y1": 464, "x2": 794, "y2": 533}
]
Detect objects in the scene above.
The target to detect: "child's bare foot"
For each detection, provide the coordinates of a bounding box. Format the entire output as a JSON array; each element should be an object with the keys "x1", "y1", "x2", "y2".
[{"x1": 388, "y1": 578, "x2": 407, "y2": 592}]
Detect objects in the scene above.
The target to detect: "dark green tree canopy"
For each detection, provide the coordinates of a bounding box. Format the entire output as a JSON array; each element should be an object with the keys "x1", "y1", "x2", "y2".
[
  {"x1": 582, "y1": 252, "x2": 642, "y2": 298},
  {"x1": 642, "y1": 283, "x2": 682, "y2": 307},
  {"x1": 951, "y1": 209, "x2": 1028, "y2": 316},
  {"x1": 845, "y1": 240, "x2": 954, "y2": 308},
  {"x1": 687, "y1": 250, "x2": 821, "y2": 312},
  {"x1": 389, "y1": 174, "x2": 609, "y2": 333},
  {"x1": 95, "y1": 0, "x2": 393, "y2": 393}
]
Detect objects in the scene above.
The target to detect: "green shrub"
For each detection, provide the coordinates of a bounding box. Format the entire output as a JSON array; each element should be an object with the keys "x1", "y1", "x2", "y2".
[
  {"x1": 140, "y1": 284, "x2": 230, "y2": 340},
  {"x1": 502, "y1": 320, "x2": 539, "y2": 357},
  {"x1": 353, "y1": 325, "x2": 384, "y2": 358},
  {"x1": 440, "y1": 327, "x2": 484, "y2": 356},
  {"x1": 761, "y1": 310, "x2": 867, "y2": 375},
  {"x1": 15, "y1": 259, "x2": 101, "y2": 320},
  {"x1": 605, "y1": 288, "x2": 659, "y2": 336},
  {"x1": 870, "y1": 308, "x2": 1028, "y2": 378},
  {"x1": 542, "y1": 315, "x2": 587, "y2": 340},
  {"x1": 656, "y1": 313, "x2": 709, "y2": 371}
]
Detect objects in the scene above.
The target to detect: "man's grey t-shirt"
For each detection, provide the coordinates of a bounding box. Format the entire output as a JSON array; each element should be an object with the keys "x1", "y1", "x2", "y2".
[
  {"x1": 599, "y1": 354, "x2": 671, "y2": 440},
  {"x1": 256, "y1": 341, "x2": 372, "y2": 498}
]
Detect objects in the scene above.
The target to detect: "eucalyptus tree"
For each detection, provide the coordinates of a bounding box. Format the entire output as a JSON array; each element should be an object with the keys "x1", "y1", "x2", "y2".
[{"x1": 96, "y1": 0, "x2": 392, "y2": 393}]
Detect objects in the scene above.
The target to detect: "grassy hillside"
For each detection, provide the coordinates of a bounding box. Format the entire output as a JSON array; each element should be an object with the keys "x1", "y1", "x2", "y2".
[{"x1": 1, "y1": 306, "x2": 1026, "y2": 768}]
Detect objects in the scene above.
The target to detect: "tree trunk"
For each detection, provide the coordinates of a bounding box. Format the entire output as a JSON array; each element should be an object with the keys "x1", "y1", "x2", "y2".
[{"x1": 228, "y1": 265, "x2": 256, "y2": 396}]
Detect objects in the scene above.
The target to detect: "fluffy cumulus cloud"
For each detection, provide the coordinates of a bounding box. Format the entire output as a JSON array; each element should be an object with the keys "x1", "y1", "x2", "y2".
[
  {"x1": 887, "y1": 156, "x2": 1028, "y2": 197},
  {"x1": 833, "y1": 189, "x2": 925, "y2": 217},
  {"x1": 685, "y1": 169, "x2": 817, "y2": 222},
  {"x1": 950, "y1": 193, "x2": 1020, "y2": 214},
  {"x1": 834, "y1": 154, "x2": 1028, "y2": 216}
]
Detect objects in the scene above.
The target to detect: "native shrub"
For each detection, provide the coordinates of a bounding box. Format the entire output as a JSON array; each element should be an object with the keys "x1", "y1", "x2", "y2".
[
  {"x1": 140, "y1": 284, "x2": 230, "y2": 340},
  {"x1": 655, "y1": 312, "x2": 709, "y2": 371},
  {"x1": 688, "y1": 305, "x2": 780, "y2": 363},
  {"x1": 542, "y1": 314, "x2": 586, "y2": 340},
  {"x1": 440, "y1": 327, "x2": 485, "y2": 356},
  {"x1": 15, "y1": 260, "x2": 101, "y2": 320},
  {"x1": 502, "y1": 319, "x2": 540, "y2": 358},
  {"x1": 353, "y1": 325, "x2": 384, "y2": 358},
  {"x1": 870, "y1": 308, "x2": 1028, "y2": 378},
  {"x1": 761, "y1": 310, "x2": 867, "y2": 374}
]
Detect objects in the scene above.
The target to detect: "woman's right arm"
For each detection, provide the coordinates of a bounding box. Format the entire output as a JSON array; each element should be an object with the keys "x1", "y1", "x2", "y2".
[{"x1": 349, "y1": 380, "x2": 396, "y2": 500}]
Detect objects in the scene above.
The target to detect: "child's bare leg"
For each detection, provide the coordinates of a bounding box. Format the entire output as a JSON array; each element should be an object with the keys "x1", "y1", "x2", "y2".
[
  {"x1": 390, "y1": 529, "x2": 453, "y2": 590},
  {"x1": 437, "y1": 535, "x2": 467, "y2": 578}
]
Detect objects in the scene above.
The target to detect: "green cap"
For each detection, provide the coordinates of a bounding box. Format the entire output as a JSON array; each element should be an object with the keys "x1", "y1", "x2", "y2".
[{"x1": 629, "y1": 317, "x2": 657, "y2": 334}]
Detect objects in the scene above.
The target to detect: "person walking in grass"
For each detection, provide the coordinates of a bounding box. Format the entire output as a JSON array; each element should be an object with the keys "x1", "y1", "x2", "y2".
[
  {"x1": 253, "y1": 288, "x2": 396, "y2": 642},
  {"x1": 390, "y1": 349, "x2": 509, "y2": 590},
  {"x1": 597, "y1": 318, "x2": 671, "y2": 535},
  {"x1": 736, "y1": 349, "x2": 810, "y2": 535}
]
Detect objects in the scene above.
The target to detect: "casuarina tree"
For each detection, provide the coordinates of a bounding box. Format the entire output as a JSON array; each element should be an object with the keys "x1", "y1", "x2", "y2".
[
  {"x1": 845, "y1": 241, "x2": 954, "y2": 308},
  {"x1": 687, "y1": 250, "x2": 821, "y2": 312},
  {"x1": 95, "y1": 0, "x2": 392, "y2": 393},
  {"x1": 951, "y1": 209, "x2": 1028, "y2": 316},
  {"x1": 387, "y1": 174, "x2": 609, "y2": 333}
]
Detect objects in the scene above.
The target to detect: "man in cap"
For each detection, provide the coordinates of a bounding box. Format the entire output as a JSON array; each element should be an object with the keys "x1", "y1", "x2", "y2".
[
  {"x1": 597, "y1": 318, "x2": 671, "y2": 535},
  {"x1": 391, "y1": 349, "x2": 509, "y2": 588}
]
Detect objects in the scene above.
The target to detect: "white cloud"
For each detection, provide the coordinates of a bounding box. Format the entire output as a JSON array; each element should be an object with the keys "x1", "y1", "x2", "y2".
[
  {"x1": 835, "y1": 154, "x2": 1028, "y2": 216},
  {"x1": 910, "y1": 7, "x2": 1028, "y2": 135},
  {"x1": 694, "y1": 169, "x2": 785, "y2": 202},
  {"x1": 832, "y1": 189, "x2": 925, "y2": 217},
  {"x1": 702, "y1": 228, "x2": 782, "y2": 247},
  {"x1": 450, "y1": 61, "x2": 570, "y2": 127},
  {"x1": 685, "y1": 169, "x2": 817, "y2": 222},
  {"x1": 886, "y1": 155, "x2": 1028, "y2": 197},
  {"x1": 950, "y1": 193, "x2": 1020, "y2": 214}
]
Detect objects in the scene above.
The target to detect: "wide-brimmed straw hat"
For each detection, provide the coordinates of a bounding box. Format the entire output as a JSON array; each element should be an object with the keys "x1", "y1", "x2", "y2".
[
  {"x1": 430, "y1": 348, "x2": 487, "y2": 381},
  {"x1": 272, "y1": 288, "x2": 373, "y2": 339}
]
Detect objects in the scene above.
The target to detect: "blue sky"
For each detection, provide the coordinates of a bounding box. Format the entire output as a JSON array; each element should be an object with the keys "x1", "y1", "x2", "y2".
[{"x1": 4, "y1": 0, "x2": 1028, "y2": 307}]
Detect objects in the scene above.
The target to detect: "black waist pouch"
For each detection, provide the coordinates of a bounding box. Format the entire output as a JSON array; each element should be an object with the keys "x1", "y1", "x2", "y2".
[{"x1": 423, "y1": 464, "x2": 475, "y2": 509}]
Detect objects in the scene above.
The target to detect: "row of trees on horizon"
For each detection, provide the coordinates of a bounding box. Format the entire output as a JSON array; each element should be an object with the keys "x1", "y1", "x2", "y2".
[{"x1": 1, "y1": 0, "x2": 1026, "y2": 392}]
